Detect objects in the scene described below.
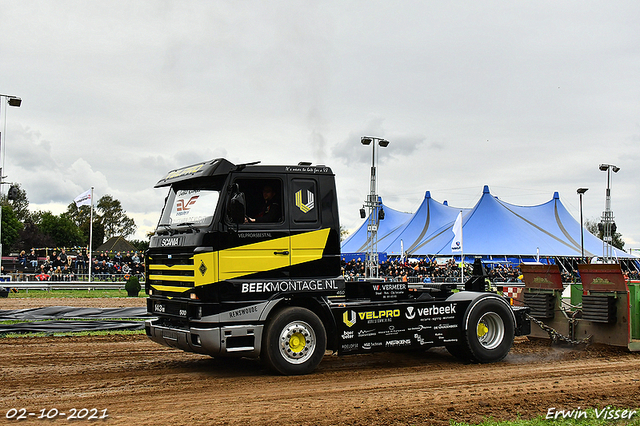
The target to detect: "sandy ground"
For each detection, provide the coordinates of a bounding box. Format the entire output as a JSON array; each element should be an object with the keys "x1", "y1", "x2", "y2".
[{"x1": 1, "y1": 297, "x2": 639, "y2": 425}]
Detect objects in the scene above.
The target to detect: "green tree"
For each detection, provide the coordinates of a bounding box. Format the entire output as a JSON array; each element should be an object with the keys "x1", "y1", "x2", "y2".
[
  {"x1": 38, "y1": 212, "x2": 84, "y2": 248},
  {"x1": 17, "y1": 218, "x2": 54, "y2": 252},
  {"x1": 1, "y1": 205, "x2": 23, "y2": 255},
  {"x1": 96, "y1": 195, "x2": 136, "y2": 239},
  {"x1": 129, "y1": 239, "x2": 149, "y2": 253},
  {"x1": 584, "y1": 217, "x2": 625, "y2": 250},
  {"x1": 65, "y1": 202, "x2": 106, "y2": 250},
  {"x1": 340, "y1": 225, "x2": 350, "y2": 242}
]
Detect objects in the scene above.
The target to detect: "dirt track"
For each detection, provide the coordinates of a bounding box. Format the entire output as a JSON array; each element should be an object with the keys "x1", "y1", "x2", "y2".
[{"x1": 2, "y1": 298, "x2": 640, "y2": 425}]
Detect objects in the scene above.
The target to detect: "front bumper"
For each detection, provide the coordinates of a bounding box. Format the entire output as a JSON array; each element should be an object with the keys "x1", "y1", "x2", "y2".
[{"x1": 145, "y1": 319, "x2": 264, "y2": 358}]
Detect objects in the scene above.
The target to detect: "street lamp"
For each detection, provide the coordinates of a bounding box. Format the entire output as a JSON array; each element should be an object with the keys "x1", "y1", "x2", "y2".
[
  {"x1": 0, "y1": 94, "x2": 22, "y2": 277},
  {"x1": 360, "y1": 136, "x2": 389, "y2": 279},
  {"x1": 598, "y1": 164, "x2": 620, "y2": 263},
  {"x1": 577, "y1": 188, "x2": 588, "y2": 261}
]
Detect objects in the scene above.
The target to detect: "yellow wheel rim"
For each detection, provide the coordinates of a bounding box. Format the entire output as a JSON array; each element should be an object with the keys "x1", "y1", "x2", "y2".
[
  {"x1": 279, "y1": 321, "x2": 316, "y2": 364},
  {"x1": 477, "y1": 322, "x2": 489, "y2": 338},
  {"x1": 289, "y1": 333, "x2": 307, "y2": 353}
]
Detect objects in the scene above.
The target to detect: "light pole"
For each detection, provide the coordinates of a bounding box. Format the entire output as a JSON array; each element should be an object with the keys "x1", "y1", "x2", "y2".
[
  {"x1": 598, "y1": 164, "x2": 620, "y2": 263},
  {"x1": 0, "y1": 94, "x2": 22, "y2": 277},
  {"x1": 577, "y1": 188, "x2": 588, "y2": 261},
  {"x1": 360, "y1": 136, "x2": 389, "y2": 279}
]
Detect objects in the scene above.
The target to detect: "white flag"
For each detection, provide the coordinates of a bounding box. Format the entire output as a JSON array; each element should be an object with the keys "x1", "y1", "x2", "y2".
[
  {"x1": 74, "y1": 189, "x2": 92, "y2": 207},
  {"x1": 451, "y1": 211, "x2": 463, "y2": 252}
]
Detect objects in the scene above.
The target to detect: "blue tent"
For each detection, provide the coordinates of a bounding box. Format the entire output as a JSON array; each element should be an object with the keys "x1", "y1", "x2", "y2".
[
  {"x1": 342, "y1": 186, "x2": 635, "y2": 259},
  {"x1": 381, "y1": 191, "x2": 469, "y2": 256}
]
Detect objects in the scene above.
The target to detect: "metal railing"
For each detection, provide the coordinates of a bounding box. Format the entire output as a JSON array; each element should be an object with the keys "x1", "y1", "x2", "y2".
[
  {"x1": 1, "y1": 273, "x2": 145, "y2": 292},
  {"x1": 2, "y1": 281, "x2": 136, "y2": 291}
]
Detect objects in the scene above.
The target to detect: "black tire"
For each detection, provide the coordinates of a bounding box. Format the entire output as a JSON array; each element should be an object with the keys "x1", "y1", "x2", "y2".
[
  {"x1": 457, "y1": 296, "x2": 515, "y2": 363},
  {"x1": 262, "y1": 307, "x2": 327, "y2": 375}
]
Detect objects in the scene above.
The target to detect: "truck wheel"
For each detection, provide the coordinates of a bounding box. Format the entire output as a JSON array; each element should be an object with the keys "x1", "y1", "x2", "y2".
[
  {"x1": 262, "y1": 307, "x2": 326, "y2": 375},
  {"x1": 456, "y1": 297, "x2": 515, "y2": 363}
]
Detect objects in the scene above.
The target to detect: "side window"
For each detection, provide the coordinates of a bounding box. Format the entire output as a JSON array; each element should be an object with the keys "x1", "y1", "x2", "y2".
[
  {"x1": 233, "y1": 178, "x2": 284, "y2": 224},
  {"x1": 291, "y1": 179, "x2": 318, "y2": 223}
]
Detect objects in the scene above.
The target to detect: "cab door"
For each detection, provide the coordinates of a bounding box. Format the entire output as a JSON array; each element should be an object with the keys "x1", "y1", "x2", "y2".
[{"x1": 218, "y1": 176, "x2": 291, "y2": 281}]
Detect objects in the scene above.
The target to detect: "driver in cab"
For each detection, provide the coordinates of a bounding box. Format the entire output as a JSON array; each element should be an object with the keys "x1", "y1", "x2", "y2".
[{"x1": 246, "y1": 185, "x2": 281, "y2": 223}]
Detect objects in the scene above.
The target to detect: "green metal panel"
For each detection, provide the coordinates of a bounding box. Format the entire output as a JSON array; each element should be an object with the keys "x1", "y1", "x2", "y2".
[
  {"x1": 570, "y1": 283, "x2": 583, "y2": 308},
  {"x1": 629, "y1": 281, "x2": 640, "y2": 340}
]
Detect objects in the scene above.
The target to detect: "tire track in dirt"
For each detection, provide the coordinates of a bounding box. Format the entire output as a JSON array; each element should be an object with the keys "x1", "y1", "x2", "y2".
[{"x1": 2, "y1": 335, "x2": 639, "y2": 425}]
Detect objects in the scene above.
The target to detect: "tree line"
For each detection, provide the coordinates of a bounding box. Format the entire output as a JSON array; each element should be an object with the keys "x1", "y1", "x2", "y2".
[{"x1": 1, "y1": 184, "x2": 148, "y2": 256}]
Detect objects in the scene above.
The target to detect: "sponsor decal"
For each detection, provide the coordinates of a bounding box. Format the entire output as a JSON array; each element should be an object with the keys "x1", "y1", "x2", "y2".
[
  {"x1": 414, "y1": 304, "x2": 457, "y2": 317},
  {"x1": 357, "y1": 329, "x2": 376, "y2": 338},
  {"x1": 591, "y1": 277, "x2": 614, "y2": 285},
  {"x1": 241, "y1": 279, "x2": 340, "y2": 293},
  {"x1": 434, "y1": 323, "x2": 458, "y2": 330},
  {"x1": 341, "y1": 330, "x2": 354, "y2": 340},
  {"x1": 362, "y1": 342, "x2": 384, "y2": 350},
  {"x1": 199, "y1": 260, "x2": 207, "y2": 276},
  {"x1": 385, "y1": 339, "x2": 411, "y2": 348},
  {"x1": 414, "y1": 334, "x2": 433, "y2": 346},
  {"x1": 358, "y1": 309, "x2": 400, "y2": 321},
  {"x1": 373, "y1": 283, "x2": 406, "y2": 291},
  {"x1": 176, "y1": 196, "x2": 199, "y2": 213},
  {"x1": 228, "y1": 305, "x2": 259, "y2": 318},
  {"x1": 284, "y1": 166, "x2": 330, "y2": 174},
  {"x1": 343, "y1": 311, "x2": 357, "y2": 328},
  {"x1": 405, "y1": 306, "x2": 416, "y2": 320},
  {"x1": 238, "y1": 232, "x2": 272, "y2": 239},
  {"x1": 377, "y1": 326, "x2": 406, "y2": 337},
  {"x1": 341, "y1": 343, "x2": 359, "y2": 352},
  {"x1": 295, "y1": 189, "x2": 315, "y2": 213},
  {"x1": 163, "y1": 163, "x2": 205, "y2": 180}
]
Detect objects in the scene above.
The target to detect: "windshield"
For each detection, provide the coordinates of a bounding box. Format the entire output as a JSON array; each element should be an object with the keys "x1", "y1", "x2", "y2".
[{"x1": 158, "y1": 188, "x2": 220, "y2": 228}]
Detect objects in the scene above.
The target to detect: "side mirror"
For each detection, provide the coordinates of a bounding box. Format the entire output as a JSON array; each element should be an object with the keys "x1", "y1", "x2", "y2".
[{"x1": 228, "y1": 186, "x2": 246, "y2": 224}]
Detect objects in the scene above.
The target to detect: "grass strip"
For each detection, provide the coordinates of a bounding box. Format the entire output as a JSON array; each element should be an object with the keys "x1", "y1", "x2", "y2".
[{"x1": 451, "y1": 407, "x2": 640, "y2": 425}]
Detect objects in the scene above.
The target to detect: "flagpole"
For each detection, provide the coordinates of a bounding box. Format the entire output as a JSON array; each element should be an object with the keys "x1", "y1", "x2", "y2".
[
  {"x1": 88, "y1": 187, "x2": 94, "y2": 283},
  {"x1": 460, "y1": 210, "x2": 464, "y2": 285}
]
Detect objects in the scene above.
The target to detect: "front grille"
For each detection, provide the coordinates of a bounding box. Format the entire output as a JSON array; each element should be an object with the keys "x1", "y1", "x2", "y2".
[{"x1": 147, "y1": 251, "x2": 196, "y2": 289}]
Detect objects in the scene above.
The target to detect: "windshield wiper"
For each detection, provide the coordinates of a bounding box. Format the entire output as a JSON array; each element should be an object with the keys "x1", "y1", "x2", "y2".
[
  {"x1": 176, "y1": 222, "x2": 201, "y2": 233},
  {"x1": 158, "y1": 224, "x2": 176, "y2": 236}
]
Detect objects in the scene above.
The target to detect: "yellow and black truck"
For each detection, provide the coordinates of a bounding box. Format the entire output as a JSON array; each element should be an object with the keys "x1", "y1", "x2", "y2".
[{"x1": 145, "y1": 158, "x2": 530, "y2": 375}]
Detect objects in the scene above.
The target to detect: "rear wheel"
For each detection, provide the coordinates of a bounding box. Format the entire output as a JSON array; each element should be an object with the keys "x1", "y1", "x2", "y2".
[
  {"x1": 262, "y1": 307, "x2": 326, "y2": 375},
  {"x1": 449, "y1": 297, "x2": 515, "y2": 363}
]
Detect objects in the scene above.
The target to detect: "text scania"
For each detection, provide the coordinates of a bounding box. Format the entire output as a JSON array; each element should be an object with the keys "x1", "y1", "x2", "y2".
[
  {"x1": 241, "y1": 280, "x2": 338, "y2": 293},
  {"x1": 358, "y1": 309, "x2": 401, "y2": 320}
]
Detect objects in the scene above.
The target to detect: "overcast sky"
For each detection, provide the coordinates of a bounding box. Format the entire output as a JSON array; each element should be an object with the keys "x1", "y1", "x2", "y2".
[{"x1": 1, "y1": 1, "x2": 639, "y2": 252}]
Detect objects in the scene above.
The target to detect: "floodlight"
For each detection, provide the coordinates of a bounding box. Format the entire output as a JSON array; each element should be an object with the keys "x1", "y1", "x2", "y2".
[{"x1": 7, "y1": 97, "x2": 21, "y2": 107}]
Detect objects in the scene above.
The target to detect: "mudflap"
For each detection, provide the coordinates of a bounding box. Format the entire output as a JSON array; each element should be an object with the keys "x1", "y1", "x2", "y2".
[{"x1": 512, "y1": 305, "x2": 531, "y2": 336}]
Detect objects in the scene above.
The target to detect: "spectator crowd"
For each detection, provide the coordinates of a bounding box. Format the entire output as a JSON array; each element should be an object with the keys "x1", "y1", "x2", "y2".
[
  {"x1": 15, "y1": 248, "x2": 145, "y2": 282},
  {"x1": 342, "y1": 257, "x2": 639, "y2": 283}
]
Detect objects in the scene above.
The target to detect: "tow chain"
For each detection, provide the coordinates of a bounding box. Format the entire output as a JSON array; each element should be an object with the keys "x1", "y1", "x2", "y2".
[{"x1": 526, "y1": 313, "x2": 592, "y2": 346}]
